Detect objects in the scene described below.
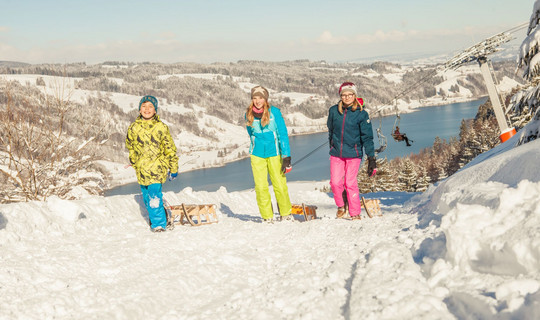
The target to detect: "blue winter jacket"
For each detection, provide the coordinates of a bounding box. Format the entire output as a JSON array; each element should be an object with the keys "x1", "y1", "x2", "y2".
[
  {"x1": 246, "y1": 106, "x2": 291, "y2": 158},
  {"x1": 327, "y1": 104, "x2": 375, "y2": 158}
]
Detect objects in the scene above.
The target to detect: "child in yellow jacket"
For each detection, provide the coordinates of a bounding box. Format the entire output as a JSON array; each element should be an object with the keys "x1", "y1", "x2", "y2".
[{"x1": 126, "y1": 95, "x2": 179, "y2": 232}]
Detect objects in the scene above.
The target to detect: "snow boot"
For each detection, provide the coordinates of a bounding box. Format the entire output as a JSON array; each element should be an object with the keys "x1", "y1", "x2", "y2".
[
  {"x1": 280, "y1": 214, "x2": 294, "y2": 222},
  {"x1": 336, "y1": 206, "x2": 347, "y2": 218},
  {"x1": 152, "y1": 226, "x2": 166, "y2": 232}
]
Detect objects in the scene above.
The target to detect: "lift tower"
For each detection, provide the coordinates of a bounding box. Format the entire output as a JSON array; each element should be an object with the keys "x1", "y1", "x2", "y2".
[{"x1": 442, "y1": 25, "x2": 527, "y2": 142}]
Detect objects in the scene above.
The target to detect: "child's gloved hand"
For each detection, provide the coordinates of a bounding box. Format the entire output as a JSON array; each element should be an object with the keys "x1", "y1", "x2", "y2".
[
  {"x1": 281, "y1": 156, "x2": 292, "y2": 174},
  {"x1": 367, "y1": 156, "x2": 377, "y2": 177},
  {"x1": 169, "y1": 172, "x2": 178, "y2": 181}
]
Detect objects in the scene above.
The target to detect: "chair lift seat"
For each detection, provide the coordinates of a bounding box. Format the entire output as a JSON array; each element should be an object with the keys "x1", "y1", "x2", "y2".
[{"x1": 392, "y1": 133, "x2": 404, "y2": 142}]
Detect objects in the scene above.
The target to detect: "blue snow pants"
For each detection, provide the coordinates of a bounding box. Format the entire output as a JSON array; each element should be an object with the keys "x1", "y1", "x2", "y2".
[{"x1": 140, "y1": 183, "x2": 166, "y2": 229}]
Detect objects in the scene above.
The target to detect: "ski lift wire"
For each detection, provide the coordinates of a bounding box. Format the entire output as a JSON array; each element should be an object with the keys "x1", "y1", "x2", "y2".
[
  {"x1": 507, "y1": 22, "x2": 529, "y2": 34},
  {"x1": 291, "y1": 140, "x2": 328, "y2": 167}
]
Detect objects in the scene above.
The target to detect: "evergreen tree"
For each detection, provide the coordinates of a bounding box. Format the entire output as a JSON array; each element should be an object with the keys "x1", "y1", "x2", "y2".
[
  {"x1": 458, "y1": 119, "x2": 475, "y2": 167},
  {"x1": 445, "y1": 137, "x2": 461, "y2": 176},
  {"x1": 416, "y1": 167, "x2": 431, "y2": 192},
  {"x1": 437, "y1": 166, "x2": 448, "y2": 182},
  {"x1": 510, "y1": 0, "x2": 540, "y2": 144},
  {"x1": 397, "y1": 159, "x2": 417, "y2": 191},
  {"x1": 517, "y1": 0, "x2": 540, "y2": 81},
  {"x1": 374, "y1": 157, "x2": 397, "y2": 192},
  {"x1": 357, "y1": 157, "x2": 395, "y2": 193}
]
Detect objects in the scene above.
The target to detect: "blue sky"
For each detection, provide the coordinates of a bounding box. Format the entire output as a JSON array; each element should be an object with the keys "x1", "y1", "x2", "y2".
[{"x1": 0, "y1": 0, "x2": 533, "y2": 64}]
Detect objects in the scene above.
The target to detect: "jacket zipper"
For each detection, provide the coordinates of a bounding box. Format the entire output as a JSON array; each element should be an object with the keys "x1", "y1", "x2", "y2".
[{"x1": 340, "y1": 109, "x2": 347, "y2": 157}]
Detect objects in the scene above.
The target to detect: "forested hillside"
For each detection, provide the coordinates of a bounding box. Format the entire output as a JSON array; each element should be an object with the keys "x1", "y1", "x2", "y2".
[{"x1": 1, "y1": 59, "x2": 521, "y2": 119}]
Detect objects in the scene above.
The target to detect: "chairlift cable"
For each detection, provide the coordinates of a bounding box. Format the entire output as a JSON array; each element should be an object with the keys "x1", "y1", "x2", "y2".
[
  {"x1": 506, "y1": 22, "x2": 528, "y2": 34},
  {"x1": 291, "y1": 140, "x2": 328, "y2": 167}
]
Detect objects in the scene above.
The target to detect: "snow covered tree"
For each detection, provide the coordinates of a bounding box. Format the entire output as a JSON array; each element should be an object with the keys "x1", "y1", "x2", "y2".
[
  {"x1": 373, "y1": 157, "x2": 398, "y2": 191},
  {"x1": 397, "y1": 159, "x2": 417, "y2": 192},
  {"x1": 457, "y1": 119, "x2": 476, "y2": 167},
  {"x1": 436, "y1": 166, "x2": 448, "y2": 182},
  {"x1": 518, "y1": 0, "x2": 540, "y2": 82},
  {"x1": 36, "y1": 77, "x2": 45, "y2": 86},
  {"x1": 357, "y1": 157, "x2": 395, "y2": 193},
  {"x1": 444, "y1": 137, "x2": 461, "y2": 176},
  {"x1": 415, "y1": 166, "x2": 431, "y2": 192},
  {"x1": 0, "y1": 80, "x2": 105, "y2": 203},
  {"x1": 475, "y1": 118, "x2": 500, "y2": 152},
  {"x1": 509, "y1": 103, "x2": 533, "y2": 129},
  {"x1": 427, "y1": 136, "x2": 448, "y2": 181},
  {"x1": 510, "y1": 0, "x2": 540, "y2": 144}
]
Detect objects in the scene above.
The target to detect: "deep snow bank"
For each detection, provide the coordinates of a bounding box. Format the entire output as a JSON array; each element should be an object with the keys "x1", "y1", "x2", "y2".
[{"x1": 410, "y1": 137, "x2": 540, "y2": 317}]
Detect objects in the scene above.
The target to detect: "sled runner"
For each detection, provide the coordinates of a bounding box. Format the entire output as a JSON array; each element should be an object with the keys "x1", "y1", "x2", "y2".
[
  {"x1": 290, "y1": 203, "x2": 318, "y2": 221},
  {"x1": 361, "y1": 197, "x2": 382, "y2": 218},
  {"x1": 164, "y1": 201, "x2": 218, "y2": 227}
]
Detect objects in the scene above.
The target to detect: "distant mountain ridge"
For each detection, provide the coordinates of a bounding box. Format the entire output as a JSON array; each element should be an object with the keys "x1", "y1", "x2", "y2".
[
  {"x1": 345, "y1": 45, "x2": 520, "y2": 67},
  {"x1": 0, "y1": 61, "x2": 31, "y2": 67}
]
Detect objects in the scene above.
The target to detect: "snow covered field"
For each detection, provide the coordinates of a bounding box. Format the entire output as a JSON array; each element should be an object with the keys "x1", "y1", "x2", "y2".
[{"x1": 1, "y1": 121, "x2": 539, "y2": 319}]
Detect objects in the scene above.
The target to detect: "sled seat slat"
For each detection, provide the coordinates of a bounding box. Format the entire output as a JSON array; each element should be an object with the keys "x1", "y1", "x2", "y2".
[
  {"x1": 290, "y1": 203, "x2": 317, "y2": 221},
  {"x1": 361, "y1": 197, "x2": 382, "y2": 218},
  {"x1": 164, "y1": 202, "x2": 218, "y2": 227}
]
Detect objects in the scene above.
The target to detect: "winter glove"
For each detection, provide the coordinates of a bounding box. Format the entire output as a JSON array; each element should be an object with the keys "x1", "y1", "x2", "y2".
[
  {"x1": 367, "y1": 156, "x2": 377, "y2": 177},
  {"x1": 281, "y1": 156, "x2": 292, "y2": 174},
  {"x1": 168, "y1": 172, "x2": 178, "y2": 181}
]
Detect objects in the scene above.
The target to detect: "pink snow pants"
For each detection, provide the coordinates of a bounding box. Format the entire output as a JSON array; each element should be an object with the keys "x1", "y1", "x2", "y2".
[{"x1": 329, "y1": 156, "x2": 362, "y2": 217}]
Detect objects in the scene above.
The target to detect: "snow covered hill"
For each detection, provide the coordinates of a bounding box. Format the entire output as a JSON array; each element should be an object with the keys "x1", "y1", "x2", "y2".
[{"x1": 0, "y1": 121, "x2": 539, "y2": 319}]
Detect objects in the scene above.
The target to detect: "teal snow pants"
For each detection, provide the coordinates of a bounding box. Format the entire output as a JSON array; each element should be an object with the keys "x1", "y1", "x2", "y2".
[
  {"x1": 140, "y1": 183, "x2": 166, "y2": 229},
  {"x1": 250, "y1": 155, "x2": 292, "y2": 219}
]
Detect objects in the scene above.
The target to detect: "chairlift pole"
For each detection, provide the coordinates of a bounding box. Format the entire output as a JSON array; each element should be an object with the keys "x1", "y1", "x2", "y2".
[{"x1": 477, "y1": 56, "x2": 516, "y2": 142}]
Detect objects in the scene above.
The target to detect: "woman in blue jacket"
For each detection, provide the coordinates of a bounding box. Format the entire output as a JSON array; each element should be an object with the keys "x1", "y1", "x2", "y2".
[
  {"x1": 246, "y1": 86, "x2": 292, "y2": 223},
  {"x1": 327, "y1": 82, "x2": 377, "y2": 220}
]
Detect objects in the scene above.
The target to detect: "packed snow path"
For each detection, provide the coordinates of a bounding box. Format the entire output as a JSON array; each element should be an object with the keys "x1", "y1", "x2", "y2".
[{"x1": 1, "y1": 185, "x2": 451, "y2": 319}]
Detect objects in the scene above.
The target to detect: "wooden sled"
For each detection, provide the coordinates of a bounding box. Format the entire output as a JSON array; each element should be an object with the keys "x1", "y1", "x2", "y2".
[
  {"x1": 164, "y1": 202, "x2": 218, "y2": 227},
  {"x1": 361, "y1": 197, "x2": 382, "y2": 218},
  {"x1": 290, "y1": 203, "x2": 318, "y2": 221}
]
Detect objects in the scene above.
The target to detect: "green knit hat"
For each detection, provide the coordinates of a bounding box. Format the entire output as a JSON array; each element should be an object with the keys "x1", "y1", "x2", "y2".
[{"x1": 139, "y1": 95, "x2": 158, "y2": 111}]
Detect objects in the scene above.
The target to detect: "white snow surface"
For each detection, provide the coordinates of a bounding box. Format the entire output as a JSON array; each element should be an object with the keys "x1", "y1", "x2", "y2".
[{"x1": 1, "y1": 122, "x2": 540, "y2": 319}]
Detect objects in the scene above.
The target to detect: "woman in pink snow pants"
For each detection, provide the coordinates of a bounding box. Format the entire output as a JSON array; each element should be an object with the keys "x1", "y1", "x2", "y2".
[{"x1": 327, "y1": 82, "x2": 377, "y2": 220}]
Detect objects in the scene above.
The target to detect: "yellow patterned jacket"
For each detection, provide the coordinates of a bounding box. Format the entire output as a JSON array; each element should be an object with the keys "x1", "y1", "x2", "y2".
[{"x1": 126, "y1": 115, "x2": 179, "y2": 186}]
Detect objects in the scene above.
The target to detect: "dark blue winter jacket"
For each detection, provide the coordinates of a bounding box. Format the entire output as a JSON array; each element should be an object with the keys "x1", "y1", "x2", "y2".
[{"x1": 327, "y1": 103, "x2": 375, "y2": 159}]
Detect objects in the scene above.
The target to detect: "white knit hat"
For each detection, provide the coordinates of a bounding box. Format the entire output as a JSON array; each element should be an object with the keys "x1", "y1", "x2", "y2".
[
  {"x1": 251, "y1": 86, "x2": 269, "y2": 100},
  {"x1": 339, "y1": 82, "x2": 357, "y2": 96}
]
